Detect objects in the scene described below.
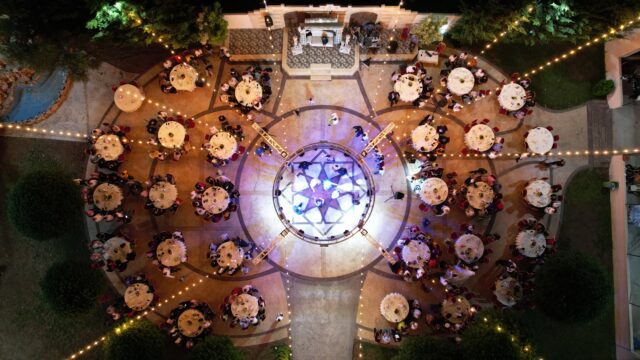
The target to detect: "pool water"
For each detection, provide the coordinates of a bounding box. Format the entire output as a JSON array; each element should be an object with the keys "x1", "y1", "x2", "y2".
[{"x1": 2, "y1": 69, "x2": 68, "y2": 123}]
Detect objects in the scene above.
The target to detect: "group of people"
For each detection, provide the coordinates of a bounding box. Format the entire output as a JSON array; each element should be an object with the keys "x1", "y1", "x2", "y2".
[
  {"x1": 87, "y1": 124, "x2": 132, "y2": 171},
  {"x1": 141, "y1": 174, "x2": 182, "y2": 216},
  {"x1": 440, "y1": 52, "x2": 491, "y2": 110},
  {"x1": 162, "y1": 300, "x2": 214, "y2": 349},
  {"x1": 374, "y1": 298, "x2": 423, "y2": 344},
  {"x1": 207, "y1": 234, "x2": 256, "y2": 275},
  {"x1": 219, "y1": 64, "x2": 273, "y2": 113},
  {"x1": 203, "y1": 115, "x2": 246, "y2": 167},
  {"x1": 146, "y1": 112, "x2": 194, "y2": 161},
  {"x1": 459, "y1": 168, "x2": 504, "y2": 218},
  {"x1": 411, "y1": 114, "x2": 450, "y2": 162},
  {"x1": 389, "y1": 62, "x2": 435, "y2": 108},
  {"x1": 191, "y1": 176, "x2": 240, "y2": 222},
  {"x1": 462, "y1": 118, "x2": 504, "y2": 158},
  {"x1": 498, "y1": 74, "x2": 536, "y2": 119},
  {"x1": 105, "y1": 274, "x2": 156, "y2": 324},
  {"x1": 147, "y1": 230, "x2": 188, "y2": 278},
  {"x1": 389, "y1": 226, "x2": 442, "y2": 282},
  {"x1": 76, "y1": 170, "x2": 140, "y2": 223},
  {"x1": 89, "y1": 230, "x2": 135, "y2": 272},
  {"x1": 220, "y1": 285, "x2": 266, "y2": 330},
  {"x1": 159, "y1": 46, "x2": 214, "y2": 93}
]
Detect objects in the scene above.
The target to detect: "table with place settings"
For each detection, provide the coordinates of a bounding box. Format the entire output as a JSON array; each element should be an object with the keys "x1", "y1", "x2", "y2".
[
  {"x1": 113, "y1": 84, "x2": 144, "y2": 112},
  {"x1": 201, "y1": 186, "x2": 231, "y2": 214},
  {"x1": 216, "y1": 241, "x2": 245, "y2": 269},
  {"x1": 94, "y1": 134, "x2": 124, "y2": 161},
  {"x1": 465, "y1": 181, "x2": 495, "y2": 210},
  {"x1": 148, "y1": 181, "x2": 178, "y2": 209},
  {"x1": 208, "y1": 132, "x2": 238, "y2": 160},
  {"x1": 394, "y1": 74, "x2": 423, "y2": 102},
  {"x1": 156, "y1": 238, "x2": 187, "y2": 267},
  {"x1": 455, "y1": 234, "x2": 485, "y2": 264},
  {"x1": 447, "y1": 67, "x2": 475, "y2": 96},
  {"x1": 516, "y1": 229, "x2": 547, "y2": 258},
  {"x1": 92, "y1": 183, "x2": 123, "y2": 211},
  {"x1": 235, "y1": 79, "x2": 263, "y2": 107},
  {"x1": 526, "y1": 127, "x2": 554, "y2": 154},
  {"x1": 157, "y1": 121, "x2": 186, "y2": 149},
  {"x1": 401, "y1": 240, "x2": 431, "y2": 268},
  {"x1": 411, "y1": 124, "x2": 439, "y2": 152},
  {"x1": 178, "y1": 309, "x2": 206, "y2": 337},
  {"x1": 524, "y1": 180, "x2": 552, "y2": 208},
  {"x1": 231, "y1": 293, "x2": 259, "y2": 320},
  {"x1": 498, "y1": 83, "x2": 527, "y2": 111},
  {"x1": 170, "y1": 63, "x2": 199, "y2": 92},
  {"x1": 124, "y1": 283, "x2": 154, "y2": 311},
  {"x1": 464, "y1": 124, "x2": 495, "y2": 152},
  {"x1": 380, "y1": 293, "x2": 410, "y2": 323},
  {"x1": 494, "y1": 277, "x2": 523, "y2": 307},
  {"x1": 102, "y1": 236, "x2": 132, "y2": 262},
  {"x1": 441, "y1": 297, "x2": 472, "y2": 324},
  {"x1": 419, "y1": 177, "x2": 449, "y2": 206}
]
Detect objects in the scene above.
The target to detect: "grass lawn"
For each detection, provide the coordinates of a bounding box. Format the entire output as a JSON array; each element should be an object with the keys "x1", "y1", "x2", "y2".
[
  {"x1": 359, "y1": 341, "x2": 399, "y2": 360},
  {"x1": 479, "y1": 42, "x2": 605, "y2": 110},
  {"x1": 0, "y1": 137, "x2": 111, "y2": 360},
  {"x1": 514, "y1": 168, "x2": 614, "y2": 360}
]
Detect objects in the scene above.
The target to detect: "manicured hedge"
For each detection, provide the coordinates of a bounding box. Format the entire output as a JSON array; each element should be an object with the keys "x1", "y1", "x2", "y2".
[
  {"x1": 40, "y1": 260, "x2": 104, "y2": 314},
  {"x1": 103, "y1": 320, "x2": 166, "y2": 360},
  {"x1": 189, "y1": 336, "x2": 245, "y2": 360}
]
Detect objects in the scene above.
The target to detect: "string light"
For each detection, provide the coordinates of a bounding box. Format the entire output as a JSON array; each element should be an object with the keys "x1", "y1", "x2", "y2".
[
  {"x1": 480, "y1": 3, "x2": 535, "y2": 55},
  {"x1": 65, "y1": 278, "x2": 206, "y2": 359}
]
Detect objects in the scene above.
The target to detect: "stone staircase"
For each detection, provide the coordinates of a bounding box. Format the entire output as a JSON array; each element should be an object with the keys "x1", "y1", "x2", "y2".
[{"x1": 309, "y1": 64, "x2": 332, "y2": 81}]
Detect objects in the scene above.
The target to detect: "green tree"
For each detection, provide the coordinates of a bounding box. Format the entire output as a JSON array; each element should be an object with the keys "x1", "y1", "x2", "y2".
[
  {"x1": 412, "y1": 15, "x2": 449, "y2": 48},
  {"x1": 188, "y1": 336, "x2": 244, "y2": 360},
  {"x1": 592, "y1": 79, "x2": 615, "y2": 97},
  {"x1": 7, "y1": 168, "x2": 83, "y2": 241},
  {"x1": 40, "y1": 260, "x2": 105, "y2": 314},
  {"x1": 271, "y1": 344, "x2": 291, "y2": 360},
  {"x1": 534, "y1": 251, "x2": 611, "y2": 323},
  {"x1": 87, "y1": 1, "x2": 228, "y2": 49},
  {"x1": 0, "y1": 0, "x2": 98, "y2": 79},
  {"x1": 447, "y1": 0, "x2": 528, "y2": 46},
  {"x1": 393, "y1": 335, "x2": 459, "y2": 360},
  {"x1": 511, "y1": 1, "x2": 591, "y2": 45},
  {"x1": 103, "y1": 320, "x2": 166, "y2": 360}
]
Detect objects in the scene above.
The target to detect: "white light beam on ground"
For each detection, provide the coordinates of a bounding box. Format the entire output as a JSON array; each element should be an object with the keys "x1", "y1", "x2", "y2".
[
  {"x1": 359, "y1": 228, "x2": 397, "y2": 264},
  {"x1": 252, "y1": 228, "x2": 290, "y2": 265},
  {"x1": 250, "y1": 122, "x2": 289, "y2": 158},
  {"x1": 360, "y1": 122, "x2": 396, "y2": 157}
]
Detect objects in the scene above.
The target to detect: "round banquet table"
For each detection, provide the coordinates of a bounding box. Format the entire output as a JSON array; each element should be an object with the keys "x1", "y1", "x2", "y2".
[
  {"x1": 516, "y1": 230, "x2": 547, "y2": 258},
  {"x1": 170, "y1": 63, "x2": 199, "y2": 92},
  {"x1": 498, "y1": 83, "x2": 527, "y2": 111},
  {"x1": 394, "y1": 74, "x2": 423, "y2": 102},
  {"x1": 235, "y1": 79, "x2": 263, "y2": 107},
  {"x1": 148, "y1": 181, "x2": 178, "y2": 209},
  {"x1": 411, "y1": 124, "x2": 439, "y2": 152},
  {"x1": 231, "y1": 293, "x2": 259, "y2": 320},
  {"x1": 94, "y1": 134, "x2": 124, "y2": 161},
  {"x1": 380, "y1": 293, "x2": 410, "y2": 323},
  {"x1": 103, "y1": 236, "x2": 132, "y2": 262},
  {"x1": 441, "y1": 297, "x2": 471, "y2": 324},
  {"x1": 201, "y1": 186, "x2": 230, "y2": 214},
  {"x1": 157, "y1": 121, "x2": 186, "y2": 149},
  {"x1": 464, "y1": 124, "x2": 495, "y2": 152},
  {"x1": 92, "y1": 183, "x2": 123, "y2": 211},
  {"x1": 217, "y1": 241, "x2": 245, "y2": 269},
  {"x1": 447, "y1": 67, "x2": 475, "y2": 96},
  {"x1": 113, "y1": 84, "x2": 144, "y2": 112},
  {"x1": 124, "y1": 283, "x2": 154, "y2": 311},
  {"x1": 455, "y1": 234, "x2": 485, "y2": 264},
  {"x1": 208, "y1": 132, "x2": 238, "y2": 160},
  {"x1": 494, "y1": 277, "x2": 522, "y2": 307},
  {"x1": 401, "y1": 240, "x2": 431, "y2": 268},
  {"x1": 156, "y1": 238, "x2": 187, "y2": 267},
  {"x1": 524, "y1": 180, "x2": 552, "y2": 208},
  {"x1": 465, "y1": 181, "x2": 495, "y2": 210},
  {"x1": 178, "y1": 309, "x2": 206, "y2": 337},
  {"x1": 419, "y1": 177, "x2": 448, "y2": 206},
  {"x1": 526, "y1": 127, "x2": 554, "y2": 154}
]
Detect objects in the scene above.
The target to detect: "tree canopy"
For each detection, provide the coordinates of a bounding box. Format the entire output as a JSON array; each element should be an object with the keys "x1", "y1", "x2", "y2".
[
  {"x1": 40, "y1": 260, "x2": 105, "y2": 314},
  {"x1": 413, "y1": 15, "x2": 449, "y2": 48},
  {"x1": 188, "y1": 336, "x2": 245, "y2": 360},
  {"x1": 393, "y1": 335, "x2": 459, "y2": 360},
  {"x1": 534, "y1": 251, "x2": 611, "y2": 323},
  {"x1": 7, "y1": 168, "x2": 83, "y2": 241},
  {"x1": 103, "y1": 320, "x2": 166, "y2": 360}
]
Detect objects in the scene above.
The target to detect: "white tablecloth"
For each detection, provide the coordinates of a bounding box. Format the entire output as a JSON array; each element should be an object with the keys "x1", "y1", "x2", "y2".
[
  {"x1": 156, "y1": 238, "x2": 187, "y2": 267},
  {"x1": 401, "y1": 240, "x2": 431, "y2": 268},
  {"x1": 419, "y1": 177, "x2": 448, "y2": 206},
  {"x1": 149, "y1": 181, "x2": 178, "y2": 209},
  {"x1": 208, "y1": 132, "x2": 238, "y2": 160},
  {"x1": 380, "y1": 293, "x2": 409, "y2": 323},
  {"x1": 170, "y1": 63, "x2": 199, "y2": 92},
  {"x1": 157, "y1": 121, "x2": 186, "y2": 149},
  {"x1": 464, "y1": 124, "x2": 495, "y2": 152},
  {"x1": 394, "y1": 74, "x2": 423, "y2": 102},
  {"x1": 103, "y1": 236, "x2": 132, "y2": 262},
  {"x1": 516, "y1": 229, "x2": 547, "y2": 258},
  {"x1": 178, "y1": 309, "x2": 205, "y2": 337},
  {"x1": 92, "y1": 183, "x2": 123, "y2": 211},
  {"x1": 94, "y1": 134, "x2": 124, "y2": 161},
  {"x1": 113, "y1": 84, "x2": 144, "y2": 112},
  {"x1": 498, "y1": 83, "x2": 526, "y2": 111},
  {"x1": 202, "y1": 186, "x2": 230, "y2": 214},
  {"x1": 441, "y1": 297, "x2": 471, "y2": 324},
  {"x1": 447, "y1": 67, "x2": 475, "y2": 96},
  {"x1": 235, "y1": 79, "x2": 263, "y2": 107},
  {"x1": 124, "y1": 283, "x2": 153, "y2": 311},
  {"x1": 411, "y1": 124, "x2": 439, "y2": 152},
  {"x1": 231, "y1": 293, "x2": 259, "y2": 320},
  {"x1": 526, "y1": 127, "x2": 554, "y2": 154},
  {"x1": 466, "y1": 181, "x2": 495, "y2": 210},
  {"x1": 525, "y1": 180, "x2": 552, "y2": 208},
  {"x1": 216, "y1": 241, "x2": 245, "y2": 269},
  {"x1": 455, "y1": 234, "x2": 484, "y2": 264},
  {"x1": 494, "y1": 277, "x2": 522, "y2": 307}
]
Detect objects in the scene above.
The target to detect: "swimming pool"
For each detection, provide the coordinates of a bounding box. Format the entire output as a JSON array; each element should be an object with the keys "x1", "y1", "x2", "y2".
[{"x1": 1, "y1": 69, "x2": 69, "y2": 123}]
